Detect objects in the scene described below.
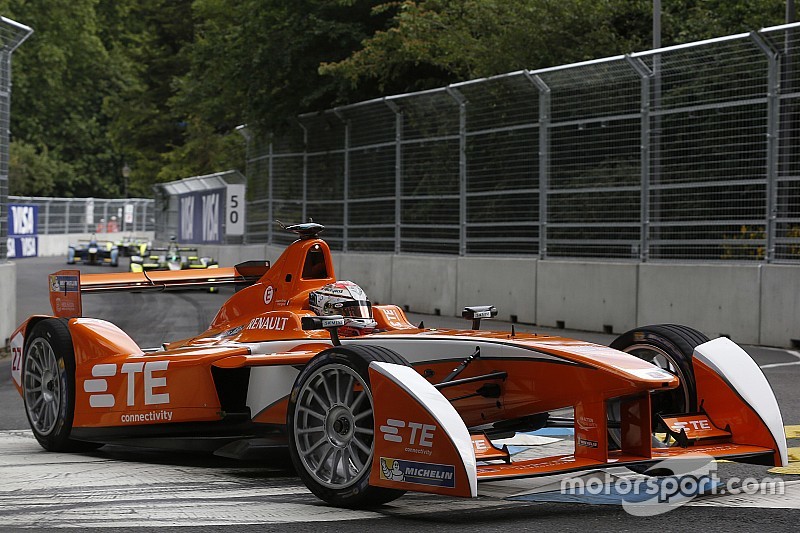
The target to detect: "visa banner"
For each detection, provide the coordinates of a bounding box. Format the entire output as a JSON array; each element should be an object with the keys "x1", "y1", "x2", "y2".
[
  {"x1": 178, "y1": 189, "x2": 224, "y2": 244},
  {"x1": 7, "y1": 204, "x2": 39, "y2": 258}
]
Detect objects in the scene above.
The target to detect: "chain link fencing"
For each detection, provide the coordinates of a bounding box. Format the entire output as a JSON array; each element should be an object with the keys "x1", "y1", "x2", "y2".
[
  {"x1": 7, "y1": 196, "x2": 155, "y2": 234},
  {"x1": 244, "y1": 23, "x2": 800, "y2": 263}
]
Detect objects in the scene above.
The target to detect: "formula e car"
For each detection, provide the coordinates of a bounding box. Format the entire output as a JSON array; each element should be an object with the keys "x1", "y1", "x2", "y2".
[
  {"x1": 67, "y1": 235, "x2": 119, "y2": 267},
  {"x1": 129, "y1": 238, "x2": 217, "y2": 273},
  {"x1": 11, "y1": 223, "x2": 788, "y2": 508},
  {"x1": 114, "y1": 235, "x2": 151, "y2": 258}
]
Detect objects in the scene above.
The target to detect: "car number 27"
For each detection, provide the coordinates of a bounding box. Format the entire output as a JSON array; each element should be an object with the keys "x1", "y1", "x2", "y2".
[{"x1": 11, "y1": 346, "x2": 22, "y2": 373}]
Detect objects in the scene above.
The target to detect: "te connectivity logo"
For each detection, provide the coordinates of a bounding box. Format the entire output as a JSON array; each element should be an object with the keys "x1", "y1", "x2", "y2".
[
  {"x1": 83, "y1": 361, "x2": 170, "y2": 408},
  {"x1": 379, "y1": 418, "x2": 437, "y2": 456}
]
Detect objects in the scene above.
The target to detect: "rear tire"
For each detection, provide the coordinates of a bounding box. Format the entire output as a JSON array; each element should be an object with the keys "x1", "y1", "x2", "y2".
[
  {"x1": 22, "y1": 319, "x2": 102, "y2": 452},
  {"x1": 287, "y1": 344, "x2": 407, "y2": 508}
]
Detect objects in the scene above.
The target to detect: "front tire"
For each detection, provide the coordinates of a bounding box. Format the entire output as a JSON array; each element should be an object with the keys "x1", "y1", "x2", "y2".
[
  {"x1": 608, "y1": 325, "x2": 709, "y2": 473},
  {"x1": 287, "y1": 344, "x2": 407, "y2": 508},
  {"x1": 22, "y1": 319, "x2": 101, "y2": 452},
  {"x1": 610, "y1": 324, "x2": 708, "y2": 416}
]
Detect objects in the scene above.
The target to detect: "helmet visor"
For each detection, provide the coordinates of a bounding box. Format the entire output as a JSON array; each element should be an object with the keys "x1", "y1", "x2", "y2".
[{"x1": 336, "y1": 300, "x2": 372, "y2": 319}]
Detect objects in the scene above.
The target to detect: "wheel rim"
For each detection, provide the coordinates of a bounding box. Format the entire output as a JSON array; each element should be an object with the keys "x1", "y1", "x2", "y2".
[
  {"x1": 607, "y1": 343, "x2": 692, "y2": 449},
  {"x1": 294, "y1": 363, "x2": 375, "y2": 490},
  {"x1": 24, "y1": 338, "x2": 62, "y2": 436},
  {"x1": 623, "y1": 343, "x2": 691, "y2": 413}
]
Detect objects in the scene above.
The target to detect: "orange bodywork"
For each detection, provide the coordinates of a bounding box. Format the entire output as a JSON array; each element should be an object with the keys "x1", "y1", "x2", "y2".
[{"x1": 10, "y1": 231, "x2": 787, "y2": 498}]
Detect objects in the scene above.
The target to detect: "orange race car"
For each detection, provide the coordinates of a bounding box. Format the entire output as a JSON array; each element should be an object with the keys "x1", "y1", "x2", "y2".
[{"x1": 9, "y1": 223, "x2": 788, "y2": 508}]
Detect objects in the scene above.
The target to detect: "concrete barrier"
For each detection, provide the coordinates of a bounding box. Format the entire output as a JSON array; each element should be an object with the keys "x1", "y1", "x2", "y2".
[
  {"x1": 144, "y1": 241, "x2": 800, "y2": 347},
  {"x1": 637, "y1": 263, "x2": 762, "y2": 345},
  {"x1": 536, "y1": 261, "x2": 638, "y2": 334},
  {"x1": 457, "y1": 257, "x2": 536, "y2": 324},
  {"x1": 337, "y1": 252, "x2": 394, "y2": 305},
  {"x1": 0, "y1": 262, "x2": 16, "y2": 345},
  {"x1": 216, "y1": 244, "x2": 268, "y2": 267},
  {"x1": 760, "y1": 265, "x2": 800, "y2": 348},
  {"x1": 391, "y1": 255, "x2": 458, "y2": 316},
  {"x1": 35, "y1": 232, "x2": 155, "y2": 258}
]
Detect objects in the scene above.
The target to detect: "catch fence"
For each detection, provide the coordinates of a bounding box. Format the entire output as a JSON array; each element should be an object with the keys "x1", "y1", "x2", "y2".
[
  {"x1": 7, "y1": 196, "x2": 155, "y2": 234},
  {"x1": 244, "y1": 23, "x2": 800, "y2": 263}
]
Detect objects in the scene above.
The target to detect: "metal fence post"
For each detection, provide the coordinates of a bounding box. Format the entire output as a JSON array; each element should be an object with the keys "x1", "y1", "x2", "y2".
[
  {"x1": 527, "y1": 72, "x2": 550, "y2": 259},
  {"x1": 626, "y1": 55, "x2": 653, "y2": 261},
  {"x1": 752, "y1": 32, "x2": 780, "y2": 263},
  {"x1": 385, "y1": 98, "x2": 403, "y2": 254},
  {"x1": 299, "y1": 122, "x2": 308, "y2": 225},
  {"x1": 446, "y1": 87, "x2": 468, "y2": 256},
  {"x1": 335, "y1": 109, "x2": 350, "y2": 252},
  {"x1": 134, "y1": 200, "x2": 140, "y2": 232},
  {"x1": 268, "y1": 139, "x2": 274, "y2": 245},
  {"x1": 44, "y1": 200, "x2": 50, "y2": 234},
  {"x1": 64, "y1": 201, "x2": 70, "y2": 234}
]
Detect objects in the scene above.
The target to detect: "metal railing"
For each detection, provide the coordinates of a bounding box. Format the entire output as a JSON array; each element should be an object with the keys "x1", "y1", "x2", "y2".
[
  {"x1": 244, "y1": 23, "x2": 800, "y2": 263},
  {"x1": 8, "y1": 196, "x2": 155, "y2": 234},
  {"x1": 0, "y1": 16, "x2": 32, "y2": 260}
]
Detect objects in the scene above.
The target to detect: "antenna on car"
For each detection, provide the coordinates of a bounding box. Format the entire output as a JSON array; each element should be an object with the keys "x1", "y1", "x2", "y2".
[{"x1": 276, "y1": 220, "x2": 325, "y2": 240}]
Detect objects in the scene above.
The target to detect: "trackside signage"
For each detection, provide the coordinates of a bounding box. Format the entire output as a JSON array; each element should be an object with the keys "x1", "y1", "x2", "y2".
[
  {"x1": 7, "y1": 204, "x2": 39, "y2": 258},
  {"x1": 226, "y1": 184, "x2": 245, "y2": 236},
  {"x1": 178, "y1": 188, "x2": 223, "y2": 244}
]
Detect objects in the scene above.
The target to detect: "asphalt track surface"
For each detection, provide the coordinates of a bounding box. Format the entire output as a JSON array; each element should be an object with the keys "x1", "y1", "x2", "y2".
[{"x1": 1, "y1": 256, "x2": 799, "y2": 532}]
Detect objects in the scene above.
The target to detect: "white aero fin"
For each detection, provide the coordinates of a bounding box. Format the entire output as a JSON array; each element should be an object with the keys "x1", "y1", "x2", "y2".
[
  {"x1": 693, "y1": 337, "x2": 788, "y2": 466},
  {"x1": 369, "y1": 362, "x2": 477, "y2": 497}
]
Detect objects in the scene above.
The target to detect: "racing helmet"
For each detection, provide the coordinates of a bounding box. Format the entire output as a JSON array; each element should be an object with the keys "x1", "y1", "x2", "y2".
[{"x1": 309, "y1": 281, "x2": 377, "y2": 336}]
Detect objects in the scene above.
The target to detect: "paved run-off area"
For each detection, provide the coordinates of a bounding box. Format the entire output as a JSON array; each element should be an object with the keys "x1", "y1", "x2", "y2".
[{"x1": 0, "y1": 426, "x2": 799, "y2": 529}]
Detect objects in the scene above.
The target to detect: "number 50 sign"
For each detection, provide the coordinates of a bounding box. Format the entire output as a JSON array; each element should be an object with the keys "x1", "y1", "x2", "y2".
[{"x1": 226, "y1": 184, "x2": 246, "y2": 236}]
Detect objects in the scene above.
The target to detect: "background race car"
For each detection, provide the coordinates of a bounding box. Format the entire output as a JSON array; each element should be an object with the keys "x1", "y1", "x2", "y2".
[
  {"x1": 129, "y1": 238, "x2": 219, "y2": 291},
  {"x1": 67, "y1": 235, "x2": 119, "y2": 267},
  {"x1": 114, "y1": 235, "x2": 151, "y2": 257},
  {"x1": 129, "y1": 241, "x2": 217, "y2": 273}
]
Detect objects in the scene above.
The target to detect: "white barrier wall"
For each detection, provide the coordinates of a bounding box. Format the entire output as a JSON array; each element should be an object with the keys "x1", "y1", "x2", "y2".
[
  {"x1": 637, "y1": 263, "x2": 762, "y2": 345},
  {"x1": 35, "y1": 232, "x2": 156, "y2": 258},
  {"x1": 457, "y1": 257, "x2": 536, "y2": 324},
  {"x1": 337, "y1": 252, "x2": 394, "y2": 305},
  {"x1": 185, "y1": 243, "x2": 798, "y2": 348},
  {"x1": 760, "y1": 265, "x2": 800, "y2": 347},
  {"x1": 390, "y1": 255, "x2": 459, "y2": 316},
  {"x1": 0, "y1": 262, "x2": 16, "y2": 344},
  {"x1": 537, "y1": 261, "x2": 638, "y2": 334}
]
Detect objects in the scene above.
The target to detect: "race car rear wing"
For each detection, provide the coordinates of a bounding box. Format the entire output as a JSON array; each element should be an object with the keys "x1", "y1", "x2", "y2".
[{"x1": 48, "y1": 261, "x2": 270, "y2": 318}]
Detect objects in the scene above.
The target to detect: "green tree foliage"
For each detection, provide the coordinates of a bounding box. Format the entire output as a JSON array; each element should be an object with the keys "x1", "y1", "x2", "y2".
[
  {"x1": 0, "y1": 0, "x2": 788, "y2": 198},
  {"x1": 173, "y1": 0, "x2": 393, "y2": 135},
  {"x1": 8, "y1": 141, "x2": 73, "y2": 197},
  {"x1": 321, "y1": 0, "x2": 786, "y2": 92},
  {"x1": 3, "y1": 0, "x2": 128, "y2": 197},
  {"x1": 322, "y1": 0, "x2": 650, "y2": 90}
]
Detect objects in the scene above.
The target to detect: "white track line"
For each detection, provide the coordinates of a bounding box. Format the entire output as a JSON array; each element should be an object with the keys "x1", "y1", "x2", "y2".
[
  {"x1": 758, "y1": 348, "x2": 800, "y2": 369},
  {"x1": 760, "y1": 361, "x2": 800, "y2": 369}
]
